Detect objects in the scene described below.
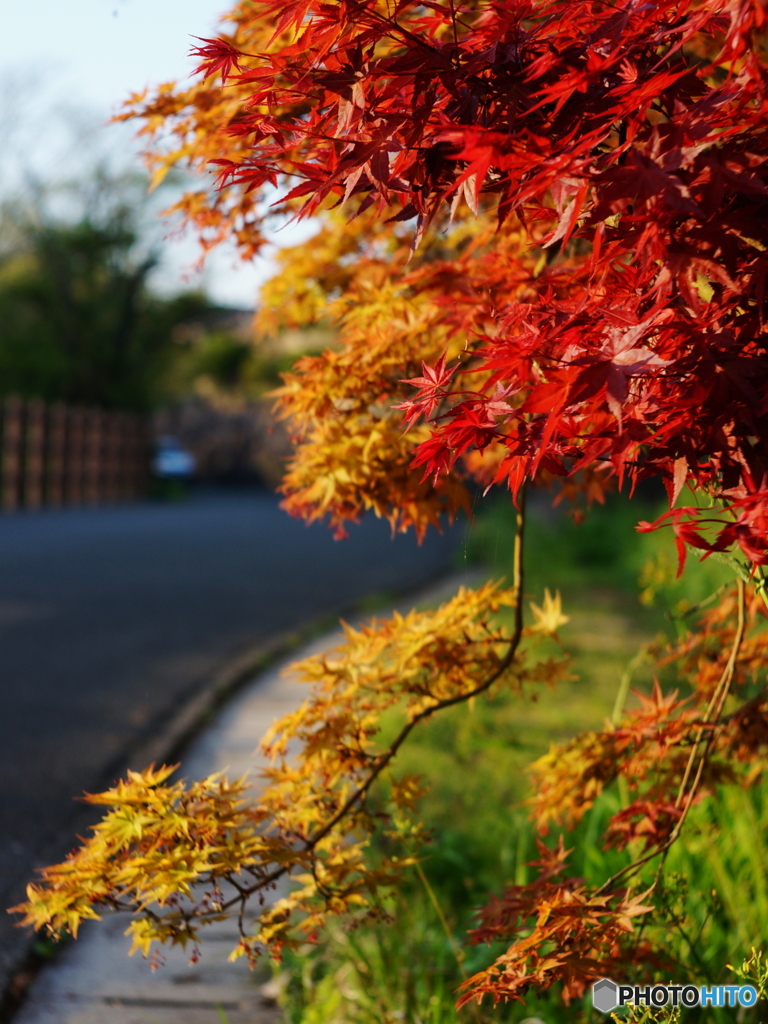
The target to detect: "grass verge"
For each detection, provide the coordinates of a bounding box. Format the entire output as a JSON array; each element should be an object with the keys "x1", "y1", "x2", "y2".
[{"x1": 276, "y1": 488, "x2": 763, "y2": 1024}]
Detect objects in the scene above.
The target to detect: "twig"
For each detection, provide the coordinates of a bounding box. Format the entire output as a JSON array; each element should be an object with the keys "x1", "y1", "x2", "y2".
[
  {"x1": 594, "y1": 578, "x2": 746, "y2": 898},
  {"x1": 214, "y1": 488, "x2": 528, "y2": 913},
  {"x1": 667, "y1": 582, "x2": 730, "y2": 621},
  {"x1": 672, "y1": 577, "x2": 746, "y2": 815}
]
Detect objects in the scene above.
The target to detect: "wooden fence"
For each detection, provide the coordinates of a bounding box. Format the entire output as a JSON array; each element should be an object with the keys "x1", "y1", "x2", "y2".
[{"x1": 1, "y1": 397, "x2": 150, "y2": 512}]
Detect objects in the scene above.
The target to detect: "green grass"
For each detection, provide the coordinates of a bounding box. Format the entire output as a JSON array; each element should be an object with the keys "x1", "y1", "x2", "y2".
[{"x1": 277, "y1": 487, "x2": 764, "y2": 1024}]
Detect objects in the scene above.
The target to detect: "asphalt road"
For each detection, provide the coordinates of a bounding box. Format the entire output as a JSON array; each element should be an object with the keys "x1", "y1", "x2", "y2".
[{"x1": 0, "y1": 489, "x2": 462, "y2": 992}]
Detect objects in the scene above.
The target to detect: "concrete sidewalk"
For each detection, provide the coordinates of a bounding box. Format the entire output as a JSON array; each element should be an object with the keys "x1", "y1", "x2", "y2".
[{"x1": 13, "y1": 571, "x2": 481, "y2": 1024}]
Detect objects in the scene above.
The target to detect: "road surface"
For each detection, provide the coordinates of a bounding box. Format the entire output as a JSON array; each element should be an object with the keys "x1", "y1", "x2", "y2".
[{"x1": 0, "y1": 489, "x2": 462, "y2": 994}]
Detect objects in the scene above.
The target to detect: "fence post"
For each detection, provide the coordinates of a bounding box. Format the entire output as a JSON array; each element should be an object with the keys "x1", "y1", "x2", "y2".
[
  {"x1": 83, "y1": 409, "x2": 103, "y2": 505},
  {"x1": 67, "y1": 407, "x2": 85, "y2": 506},
  {"x1": 102, "y1": 411, "x2": 120, "y2": 502},
  {"x1": 2, "y1": 396, "x2": 23, "y2": 512},
  {"x1": 128, "y1": 415, "x2": 150, "y2": 498},
  {"x1": 47, "y1": 402, "x2": 67, "y2": 507},
  {"x1": 113, "y1": 413, "x2": 128, "y2": 499},
  {"x1": 24, "y1": 399, "x2": 45, "y2": 510}
]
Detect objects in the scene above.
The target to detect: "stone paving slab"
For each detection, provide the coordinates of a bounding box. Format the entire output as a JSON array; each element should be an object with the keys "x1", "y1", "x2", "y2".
[
  {"x1": 13, "y1": 916, "x2": 275, "y2": 1024},
  {"x1": 13, "y1": 571, "x2": 482, "y2": 1024},
  {"x1": 12, "y1": 637, "x2": 321, "y2": 1024}
]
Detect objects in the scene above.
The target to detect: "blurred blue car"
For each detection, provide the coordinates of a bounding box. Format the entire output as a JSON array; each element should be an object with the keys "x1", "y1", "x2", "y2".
[{"x1": 152, "y1": 435, "x2": 197, "y2": 481}]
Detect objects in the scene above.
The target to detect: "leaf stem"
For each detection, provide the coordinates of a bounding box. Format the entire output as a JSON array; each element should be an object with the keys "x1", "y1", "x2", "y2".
[
  {"x1": 415, "y1": 859, "x2": 466, "y2": 978},
  {"x1": 594, "y1": 578, "x2": 746, "y2": 898},
  {"x1": 611, "y1": 643, "x2": 648, "y2": 727}
]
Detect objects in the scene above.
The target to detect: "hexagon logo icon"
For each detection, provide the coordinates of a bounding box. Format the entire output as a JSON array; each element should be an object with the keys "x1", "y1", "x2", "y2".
[{"x1": 593, "y1": 978, "x2": 619, "y2": 1013}]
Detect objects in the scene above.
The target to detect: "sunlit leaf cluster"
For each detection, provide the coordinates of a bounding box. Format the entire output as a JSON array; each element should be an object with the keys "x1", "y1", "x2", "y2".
[{"x1": 18, "y1": 582, "x2": 570, "y2": 965}]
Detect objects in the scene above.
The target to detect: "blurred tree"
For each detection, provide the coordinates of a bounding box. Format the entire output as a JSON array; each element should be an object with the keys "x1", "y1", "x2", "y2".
[
  {"x1": 0, "y1": 170, "x2": 213, "y2": 411},
  {"x1": 167, "y1": 327, "x2": 310, "y2": 404}
]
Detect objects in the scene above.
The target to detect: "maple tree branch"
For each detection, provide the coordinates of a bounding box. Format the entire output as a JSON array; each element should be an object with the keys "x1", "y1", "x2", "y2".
[
  {"x1": 669, "y1": 576, "x2": 746, "y2": 816},
  {"x1": 594, "y1": 578, "x2": 746, "y2": 899},
  {"x1": 668, "y1": 582, "x2": 731, "y2": 621},
  {"x1": 299, "y1": 485, "x2": 527, "y2": 852},
  {"x1": 340, "y1": 0, "x2": 443, "y2": 58},
  {"x1": 212, "y1": 488, "x2": 529, "y2": 915},
  {"x1": 447, "y1": 0, "x2": 459, "y2": 50}
]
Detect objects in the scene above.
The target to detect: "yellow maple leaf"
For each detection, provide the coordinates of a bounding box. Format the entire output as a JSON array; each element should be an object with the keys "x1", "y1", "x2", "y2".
[{"x1": 528, "y1": 589, "x2": 569, "y2": 635}]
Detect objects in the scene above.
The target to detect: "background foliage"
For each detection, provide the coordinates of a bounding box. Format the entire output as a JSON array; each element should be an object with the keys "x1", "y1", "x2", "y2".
[{"x1": 0, "y1": 170, "x2": 220, "y2": 411}]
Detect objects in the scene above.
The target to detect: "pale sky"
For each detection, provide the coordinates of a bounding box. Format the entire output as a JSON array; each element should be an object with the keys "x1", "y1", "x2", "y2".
[{"x1": 0, "y1": 0, "x2": 315, "y2": 306}]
